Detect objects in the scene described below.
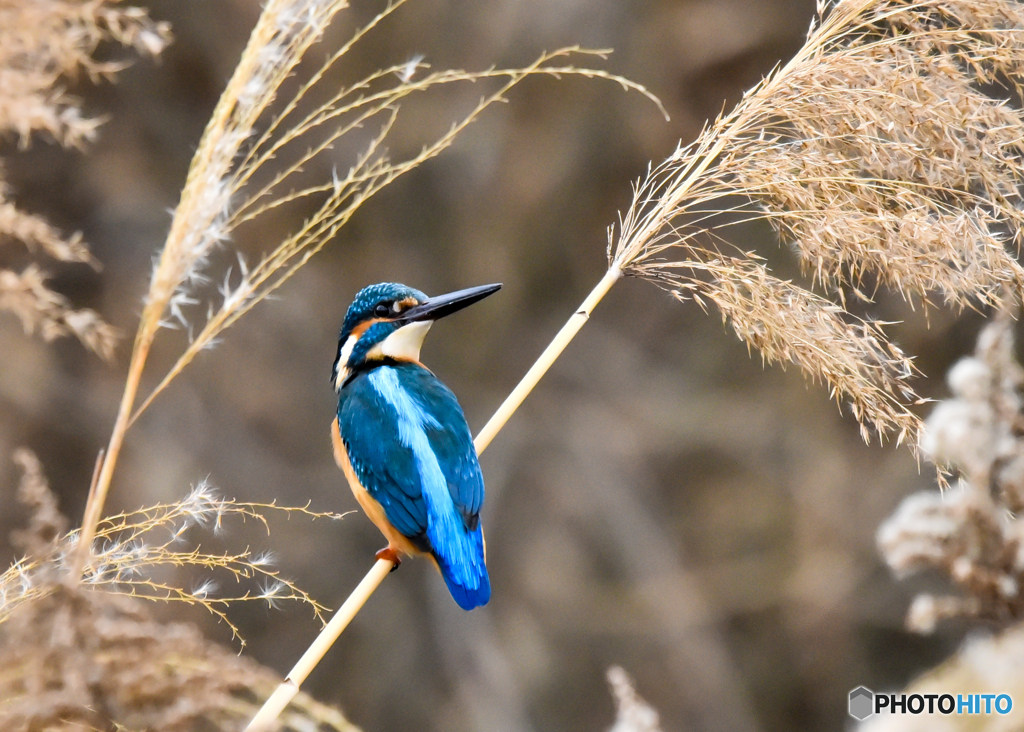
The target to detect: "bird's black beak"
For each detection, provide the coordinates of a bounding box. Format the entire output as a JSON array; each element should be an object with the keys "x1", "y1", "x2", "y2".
[{"x1": 398, "y1": 283, "x2": 502, "y2": 323}]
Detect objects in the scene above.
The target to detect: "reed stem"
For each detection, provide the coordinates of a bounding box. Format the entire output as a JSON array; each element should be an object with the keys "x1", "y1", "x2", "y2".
[
  {"x1": 474, "y1": 265, "x2": 620, "y2": 453},
  {"x1": 245, "y1": 558, "x2": 394, "y2": 730},
  {"x1": 244, "y1": 264, "x2": 622, "y2": 730},
  {"x1": 69, "y1": 326, "x2": 158, "y2": 580}
]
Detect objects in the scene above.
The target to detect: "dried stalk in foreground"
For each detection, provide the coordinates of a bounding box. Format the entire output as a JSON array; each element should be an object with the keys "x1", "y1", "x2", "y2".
[
  {"x1": 0, "y1": 456, "x2": 355, "y2": 732},
  {"x1": 0, "y1": 0, "x2": 169, "y2": 357},
  {"x1": 72, "y1": 0, "x2": 661, "y2": 579}
]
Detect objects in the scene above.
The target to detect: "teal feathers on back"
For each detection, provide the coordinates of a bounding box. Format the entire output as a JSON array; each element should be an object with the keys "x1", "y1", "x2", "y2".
[{"x1": 337, "y1": 362, "x2": 490, "y2": 610}]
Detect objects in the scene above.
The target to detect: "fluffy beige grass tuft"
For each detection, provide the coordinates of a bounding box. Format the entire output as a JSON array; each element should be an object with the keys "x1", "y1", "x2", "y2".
[
  {"x1": 608, "y1": 0, "x2": 1024, "y2": 445},
  {"x1": 0, "y1": 0, "x2": 169, "y2": 359}
]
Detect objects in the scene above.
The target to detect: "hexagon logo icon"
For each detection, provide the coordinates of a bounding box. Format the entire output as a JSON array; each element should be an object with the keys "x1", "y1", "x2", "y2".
[{"x1": 849, "y1": 687, "x2": 874, "y2": 721}]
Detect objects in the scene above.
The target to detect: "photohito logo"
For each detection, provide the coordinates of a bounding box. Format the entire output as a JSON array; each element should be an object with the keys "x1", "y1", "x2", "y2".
[
  {"x1": 848, "y1": 687, "x2": 1013, "y2": 720},
  {"x1": 849, "y1": 687, "x2": 873, "y2": 721}
]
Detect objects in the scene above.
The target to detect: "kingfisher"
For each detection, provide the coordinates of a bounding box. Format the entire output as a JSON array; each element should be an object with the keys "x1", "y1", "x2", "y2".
[{"x1": 331, "y1": 281, "x2": 500, "y2": 610}]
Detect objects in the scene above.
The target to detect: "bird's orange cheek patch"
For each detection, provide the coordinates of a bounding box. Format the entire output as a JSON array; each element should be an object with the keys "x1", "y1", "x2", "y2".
[{"x1": 351, "y1": 318, "x2": 385, "y2": 338}]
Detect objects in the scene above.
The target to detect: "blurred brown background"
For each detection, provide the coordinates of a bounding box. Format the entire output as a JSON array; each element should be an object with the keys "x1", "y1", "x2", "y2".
[{"x1": 0, "y1": 1, "x2": 997, "y2": 731}]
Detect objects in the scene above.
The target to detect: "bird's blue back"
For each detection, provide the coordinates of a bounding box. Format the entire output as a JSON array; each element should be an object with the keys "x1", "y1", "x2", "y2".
[{"x1": 337, "y1": 361, "x2": 490, "y2": 609}]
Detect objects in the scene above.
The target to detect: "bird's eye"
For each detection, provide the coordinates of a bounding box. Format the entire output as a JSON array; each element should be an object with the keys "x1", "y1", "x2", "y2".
[{"x1": 374, "y1": 303, "x2": 390, "y2": 317}]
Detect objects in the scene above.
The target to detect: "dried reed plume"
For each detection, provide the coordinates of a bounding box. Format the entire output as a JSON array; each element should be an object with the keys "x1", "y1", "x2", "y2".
[
  {"x1": 608, "y1": 0, "x2": 1024, "y2": 446},
  {"x1": 74, "y1": 0, "x2": 660, "y2": 579},
  {"x1": 0, "y1": 0, "x2": 169, "y2": 357},
  {"x1": 878, "y1": 310, "x2": 1024, "y2": 632},
  {"x1": 1, "y1": 449, "x2": 355, "y2": 731},
  {"x1": 477, "y1": 0, "x2": 1024, "y2": 453}
]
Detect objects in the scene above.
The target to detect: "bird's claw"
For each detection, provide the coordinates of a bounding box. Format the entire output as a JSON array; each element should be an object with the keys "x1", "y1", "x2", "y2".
[{"x1": 376, "y1": 547, "x2": 402, "y2": 571}]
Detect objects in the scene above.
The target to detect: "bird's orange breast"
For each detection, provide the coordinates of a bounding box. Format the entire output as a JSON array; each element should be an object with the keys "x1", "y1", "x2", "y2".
[{"x1": 331, "y1": 417, "x2": 424, "y2": 558}]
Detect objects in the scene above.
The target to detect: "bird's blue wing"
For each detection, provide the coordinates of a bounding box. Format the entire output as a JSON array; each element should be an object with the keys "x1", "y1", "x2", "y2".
[
  {"x1": 338, "y1": 363, "x2": 489, "y2": 609},
  {"x1": 391, "y1": 365, "x2": 489, "y2": 609},
  {"x1": 336, "y1": 363, "x2": 485, "y2": 536},
  {"x1": 397, "y1": 364, "x2": 485, "y2": 525},
  {"x1": 337, "y1": 371, "x2": 429, "y2": 540}
]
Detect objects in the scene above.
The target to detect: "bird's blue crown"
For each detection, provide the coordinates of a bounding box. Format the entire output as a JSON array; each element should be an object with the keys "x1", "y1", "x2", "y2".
[{"x1": 333, "y1": 280, "x2": 501, "y2": 391}]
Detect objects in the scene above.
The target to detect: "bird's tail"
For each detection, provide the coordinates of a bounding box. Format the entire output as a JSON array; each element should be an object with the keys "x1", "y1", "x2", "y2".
[{"x1": 434, "y1": 524, "x2": 490, "y2": 610}]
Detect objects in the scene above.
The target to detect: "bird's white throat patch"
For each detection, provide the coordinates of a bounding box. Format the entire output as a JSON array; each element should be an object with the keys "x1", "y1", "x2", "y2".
[
  {"x1": 370, "y1": 320, "x2": 432, "y2": 362},
  {"x1": 335, "y1": 320, "x2": 433, "y2": 390}
]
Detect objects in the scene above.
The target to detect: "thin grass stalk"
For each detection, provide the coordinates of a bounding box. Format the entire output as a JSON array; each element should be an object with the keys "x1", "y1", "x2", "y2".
[
  {"x1": 245, "y1": 558, "x2": 393, "y2": 730},
  {"x1": 68, "y1": 339, "x2": 146, "y2": 580},
  {"x1": 69, "y1": 1, "x2": 349, "y2": 579},
  {"x1": 473, "y1": 266, "x2": 622, "y2": 452}
]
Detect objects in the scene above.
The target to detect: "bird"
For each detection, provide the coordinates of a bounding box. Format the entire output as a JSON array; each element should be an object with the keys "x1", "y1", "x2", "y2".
[{"x1": 330, "y1": 281, "x2": 500, "y2": 610}]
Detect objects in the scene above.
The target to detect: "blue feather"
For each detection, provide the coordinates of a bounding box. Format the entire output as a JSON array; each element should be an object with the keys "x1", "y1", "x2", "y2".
[
  {"x1": 441, "y1": 527, "x2": 490, "y2": 610},
  {"x1": 338, "y1": 377, "x2": 426, "y2": 538},
  {"x1": 337, "y1": 362, "x2": 489, "y2": 609}
]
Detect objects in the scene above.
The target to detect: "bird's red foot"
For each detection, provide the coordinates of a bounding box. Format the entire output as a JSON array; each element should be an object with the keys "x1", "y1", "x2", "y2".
[{"x1": 376, "y1": 547, "x2": 402, "y2": 571}]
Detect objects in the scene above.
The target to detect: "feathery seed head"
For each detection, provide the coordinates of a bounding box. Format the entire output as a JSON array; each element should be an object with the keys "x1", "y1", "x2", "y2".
[
  {"x1": 258, "y1": 579, "x2": 288, "y2": 610},
  {"x1": 2, "y1": 456, "x2": 341, "y2": 637},
  {"x1": 398, "y1": 54, "x2": 426, "y2": 82},
  {"x1": 610, "y1": 0, "x2": 1024, "y2": 444},
  {"x1": 192, "y1": 579, "x2": 219, "y2": 600}
]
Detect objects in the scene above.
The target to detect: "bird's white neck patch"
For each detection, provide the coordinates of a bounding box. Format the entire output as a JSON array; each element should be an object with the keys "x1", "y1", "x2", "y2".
[
  {"x1": 334, "y1": 334, "x2": 359, "y2": 390},
  {"x1": 369, "y1": 320, "x2": 432, "y2": 363},
  {"x1": 335, "y1": 321, "x2": 433, "y2": 390}
]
